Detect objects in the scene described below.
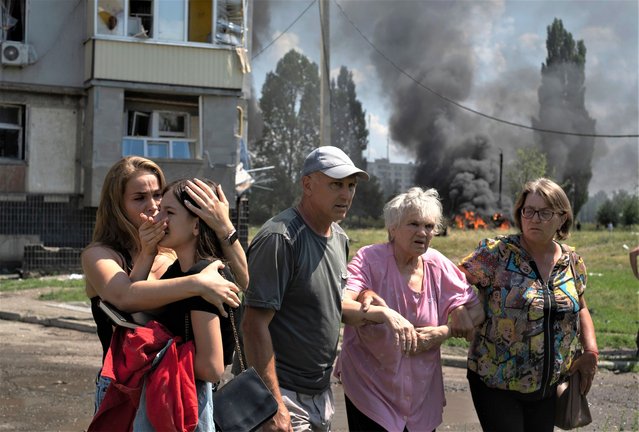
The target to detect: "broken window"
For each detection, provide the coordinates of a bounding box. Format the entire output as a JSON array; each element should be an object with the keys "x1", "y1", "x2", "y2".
[
  {"x1": 94, "y1": 0, "x2": 244, "y2": 46},
  {"x1": 215, "y1": 0, "x2": 244, "y2": 46},
  {"x1": 122, "y1": 95, "x2": 198, "y2": 160},
  {"x1": 129, "y1": 0, "x2": 152, "y2": 38},
  {"x1": 0, "y1": 104, "x2": 24, "y2": 160},
  {"x1": 1, "y1": 0, "x2": 24, "y2": 42}
]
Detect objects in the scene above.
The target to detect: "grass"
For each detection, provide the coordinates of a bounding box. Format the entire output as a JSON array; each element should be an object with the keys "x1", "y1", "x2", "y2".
[
  {"x1": 346, "y1": 225, "x2": 639, "y2": 351},
  {"x1": 4, "y1": 226, "x2": 638, "y2": 350}
]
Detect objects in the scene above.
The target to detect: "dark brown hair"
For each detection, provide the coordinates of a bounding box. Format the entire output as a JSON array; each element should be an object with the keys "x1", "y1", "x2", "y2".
[{"x1": 163, "y1": 178, "x2": 224, "y2": 262}]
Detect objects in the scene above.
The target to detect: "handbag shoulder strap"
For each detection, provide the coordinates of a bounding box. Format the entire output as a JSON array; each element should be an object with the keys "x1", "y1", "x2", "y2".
[
  {"x1": 185, "y1": 308, "x2": 245, "y2": 372},
  {"x1": 562, "y1": 244, "x2": 583, "y2": 345},
  {"x1": 229, "y1": 308, "x2": 246, "y2": 372}
]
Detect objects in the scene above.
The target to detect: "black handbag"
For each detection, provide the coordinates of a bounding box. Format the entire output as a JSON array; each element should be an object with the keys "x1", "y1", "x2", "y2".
[
  {"x1": 555, "y1": 252, "x2": 593, "y2": 430},
  {"x1": 554, "y1": 350, "x2": 593, "y2": 430},
  {"x1": 213, "y1": 308, "x2": 278, "y2": 432}
]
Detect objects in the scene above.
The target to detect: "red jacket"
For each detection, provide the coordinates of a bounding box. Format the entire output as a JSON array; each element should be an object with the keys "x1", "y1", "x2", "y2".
[{"x1": 88, "y1": 321, "x2": 198, "y2": 432}]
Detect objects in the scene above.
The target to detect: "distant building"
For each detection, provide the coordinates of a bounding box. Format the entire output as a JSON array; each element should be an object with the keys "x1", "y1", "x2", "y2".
[
  {"x1": 0, "y1": 0, "x2": 252, "y2": 272},
  {"x1": 367, "y1": 158, "x2": 416, "y2": 199}
]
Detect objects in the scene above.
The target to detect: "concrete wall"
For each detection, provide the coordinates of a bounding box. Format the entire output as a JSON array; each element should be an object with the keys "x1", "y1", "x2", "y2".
[
  {"x1": 27, "y1": 107, "x2": 78, "y2": 193},
  {"x1": 0, "y1": 234, "x2": 39, "y2": 265},
  {"x1": 0, "y1": 0, "x2": 85, "y2": 88},
  {"x1": 83, "y1": 86, "x2": 126, "y2": 206},
  {"x1": 0, "y1": 90, "x2": 82, "y2": 195},
  {"x1": 83, "y1": 88, "x2": 242, "y2": 207}
]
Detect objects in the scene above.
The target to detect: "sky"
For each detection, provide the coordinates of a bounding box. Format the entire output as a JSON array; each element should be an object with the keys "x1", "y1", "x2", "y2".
[{"x1": 248, "y1": 0, "x2": 639, "y2": 197}]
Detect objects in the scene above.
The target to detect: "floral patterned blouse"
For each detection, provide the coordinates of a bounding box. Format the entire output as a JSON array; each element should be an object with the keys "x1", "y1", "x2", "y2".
[{"x1": 459, "y1": 234, "x2": 587, "y2": 398}]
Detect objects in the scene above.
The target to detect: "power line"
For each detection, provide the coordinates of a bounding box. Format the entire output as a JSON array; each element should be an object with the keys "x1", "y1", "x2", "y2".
[
  {"x1": 251, "y1": 0, "x2": 317, "y2": 61},
  {"x1": 333, "y1": 0, "x2": 638, "y2": 139}
]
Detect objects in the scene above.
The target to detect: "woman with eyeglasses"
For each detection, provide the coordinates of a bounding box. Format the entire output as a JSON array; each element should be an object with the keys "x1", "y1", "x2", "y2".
[{"x1": 458, "y1": 177, "x2": 598, "y2": 432}]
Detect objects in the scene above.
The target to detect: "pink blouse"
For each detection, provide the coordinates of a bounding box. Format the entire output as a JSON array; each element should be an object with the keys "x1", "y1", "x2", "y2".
[{"x1": 335, "y1": 243, "x2": 478, "y2": 431}]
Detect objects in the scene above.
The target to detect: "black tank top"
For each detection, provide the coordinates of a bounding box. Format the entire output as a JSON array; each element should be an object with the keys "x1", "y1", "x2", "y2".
[
  {"x1": 90, "y1": 249, "x2": 132, "y2": 363},
  {"x1": 90, "y1": 296, "x2": 113, "y2": 363}
]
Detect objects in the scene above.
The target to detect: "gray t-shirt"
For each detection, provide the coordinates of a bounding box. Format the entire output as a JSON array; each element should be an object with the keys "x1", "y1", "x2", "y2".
[{"x1": 244, "y1": 207, "x2": 349, "y2": 394}]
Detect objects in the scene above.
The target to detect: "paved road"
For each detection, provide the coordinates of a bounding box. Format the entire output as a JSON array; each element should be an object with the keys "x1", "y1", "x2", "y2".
[
  {"x1": 0, "y1": 289, "x2": 636, "y2": 431},
  {"x1": 0, "y1": 319, "x2": 481, "y2": 431}
]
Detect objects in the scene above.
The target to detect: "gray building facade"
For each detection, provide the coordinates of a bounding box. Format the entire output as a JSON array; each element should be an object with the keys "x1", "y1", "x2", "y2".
[
  {"x1": 367, "y1": 158, "x2": 416, "y2": 199},
  {"x1": 1, "y1": 0, "x2": 251, "y2": 272}
]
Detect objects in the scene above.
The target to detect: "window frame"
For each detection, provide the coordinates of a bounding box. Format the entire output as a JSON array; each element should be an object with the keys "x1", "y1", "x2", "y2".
[
  {"x1": 153, "y1": 111, "x2": 188, "y2": 138},
  {"x1": 122, "y1": 136, "x2": 196, "y2": 160},
  {"x1": 1, "y1": 0, "x2": 27, "y2": 42},
  {"x1": 122, "y1": 108, "x2": 196, "y2": 160},
  {"x1": 93, "y1": 0, "x2": 246, "y2": 47},
  {"x1": 0, "y1": 104, "x2": 25, "y2": 162}
]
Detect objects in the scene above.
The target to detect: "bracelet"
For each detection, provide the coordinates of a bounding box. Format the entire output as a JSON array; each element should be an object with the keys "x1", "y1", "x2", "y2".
[
  {"x1": 223, "y1": 228, "x2": 238, "y2": 246},
  {"x1": 583, "y1": 348, "x2": 599, "y2": 358}
]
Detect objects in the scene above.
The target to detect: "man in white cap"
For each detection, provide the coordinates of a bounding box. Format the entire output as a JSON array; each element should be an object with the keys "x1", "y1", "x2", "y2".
[{"x1": 242, "y1": 146, "x2": 369, "y2": 431}]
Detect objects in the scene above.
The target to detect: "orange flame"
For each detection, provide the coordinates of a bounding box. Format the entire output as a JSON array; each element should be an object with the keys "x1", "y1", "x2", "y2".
[
  {"x1": 491, "y1": 213, "x2": 511, "y2": 230},
  {"x1": 454, "y1": 211, "x2": 488, "y2": 230}
]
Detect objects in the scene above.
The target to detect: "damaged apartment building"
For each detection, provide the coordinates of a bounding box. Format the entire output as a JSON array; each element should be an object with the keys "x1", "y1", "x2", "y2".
[{"x1": 0, "y1": 0, "x2": 253, "y2": 273}]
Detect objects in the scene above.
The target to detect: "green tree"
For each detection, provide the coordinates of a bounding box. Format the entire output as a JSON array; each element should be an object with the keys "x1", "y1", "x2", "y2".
[
  {"x1": 330, "y1": 66, "x2": 384, "y2": 222},
  {"x1": 577, "y1": 190, "x2": 608, "y2": 223},
  {"x1": 250, "y1": 50, "x2": 320, "y2": 223},
  {"x1": 596, "y1": 199, "x2": 619, "y2": 227},
  {"x1": 532, "y1": 18, "x2": 595, "y2": 217},
  {"x1": 506, "y1": 147, "x2": 547, "y2": 203},
  {"x1": 331, "y1": 67, "x2": 367, "y2": 168},
  {"x1": 595, "y1": 191, "x2": 639, "y2": 228},
  {"x1": 621, "y1": 195, "x2": 639, "y2": 226}
]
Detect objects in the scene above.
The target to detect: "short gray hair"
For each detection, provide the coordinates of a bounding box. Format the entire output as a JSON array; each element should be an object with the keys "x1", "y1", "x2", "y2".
[{"x1": 383, "y1": 187, "x2": 443, "y2": 238}]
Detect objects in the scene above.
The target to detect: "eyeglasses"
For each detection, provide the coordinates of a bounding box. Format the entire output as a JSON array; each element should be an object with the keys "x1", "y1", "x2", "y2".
[{"x1": 521, "y1": 207, "x2": 562, "y2": 221}]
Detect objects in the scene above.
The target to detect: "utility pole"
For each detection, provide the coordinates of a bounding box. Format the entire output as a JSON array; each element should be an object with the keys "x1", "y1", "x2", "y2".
[
  {"x1": 498, "y1": 148, "x2": 503, "y2": 209},
  {"x1": 319, "y1": 0, "x2": 330, "y2": 146}
]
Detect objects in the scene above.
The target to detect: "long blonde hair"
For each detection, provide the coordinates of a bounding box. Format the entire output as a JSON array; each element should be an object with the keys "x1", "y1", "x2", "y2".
[{"x1": 92, "y1": 156, "x2": 165, "y2": 255}]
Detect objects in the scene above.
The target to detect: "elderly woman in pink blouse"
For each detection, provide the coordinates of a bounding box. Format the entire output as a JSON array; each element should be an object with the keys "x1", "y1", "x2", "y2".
[{"x1": 337, "y1": 187, "x2": 484, "y2": 432}]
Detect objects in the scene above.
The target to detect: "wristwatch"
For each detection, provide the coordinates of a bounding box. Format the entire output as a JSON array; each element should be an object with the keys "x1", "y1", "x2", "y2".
[{"x1": 224, "y1": 228, "x2": 238, "y2": 246}]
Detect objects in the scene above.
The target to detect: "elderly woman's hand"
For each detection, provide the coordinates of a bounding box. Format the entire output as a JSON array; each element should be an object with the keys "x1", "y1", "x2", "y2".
[
  {"x1": 381, "y1": 308, "x2": 417, "y2": 354},
  {"x1": 412, "y1": 326, "x2": 450, "y2": 354},
  {"x1": 569, "y1": 351, "x2": 598, "y2": 395}
]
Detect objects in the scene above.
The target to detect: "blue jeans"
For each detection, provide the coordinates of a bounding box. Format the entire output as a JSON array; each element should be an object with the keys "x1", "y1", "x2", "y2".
[
  {"x1": 133, "y1": 379, "x2": 215, "y2": 431},
  {"x1": 94, "y1": 372, "x2": 112, "y2": 414}
]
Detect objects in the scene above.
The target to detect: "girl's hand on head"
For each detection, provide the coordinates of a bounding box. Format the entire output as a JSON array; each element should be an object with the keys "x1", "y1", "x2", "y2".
[
  {"x1": 184, "y1": 179, "x2": 234, "y2": 238},
  {"x1": 138, "y1": 213, "x2": 167, "y2": 256}
]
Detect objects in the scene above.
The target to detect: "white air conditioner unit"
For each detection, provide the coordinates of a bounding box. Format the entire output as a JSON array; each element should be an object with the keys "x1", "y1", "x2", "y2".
[{"x1": 1, "y1": 41, "x2": 29, "y2": 66}]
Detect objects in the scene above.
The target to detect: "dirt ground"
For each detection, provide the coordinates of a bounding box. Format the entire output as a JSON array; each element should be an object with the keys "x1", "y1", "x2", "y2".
[{"x1": 0, "y1": 319, "x2": 637, "y2": 431}]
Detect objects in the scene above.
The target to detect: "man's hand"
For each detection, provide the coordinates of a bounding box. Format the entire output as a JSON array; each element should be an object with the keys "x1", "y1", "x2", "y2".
[
  {"x1": 357, "y1": 289, "x2": 389, "y2": 312},
  {"x1": 262, "y1": 403, "x2": 293, "y2": 432},
  {"x1": 196, "y1": 261, "x2": 240, "y2": 317}
]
